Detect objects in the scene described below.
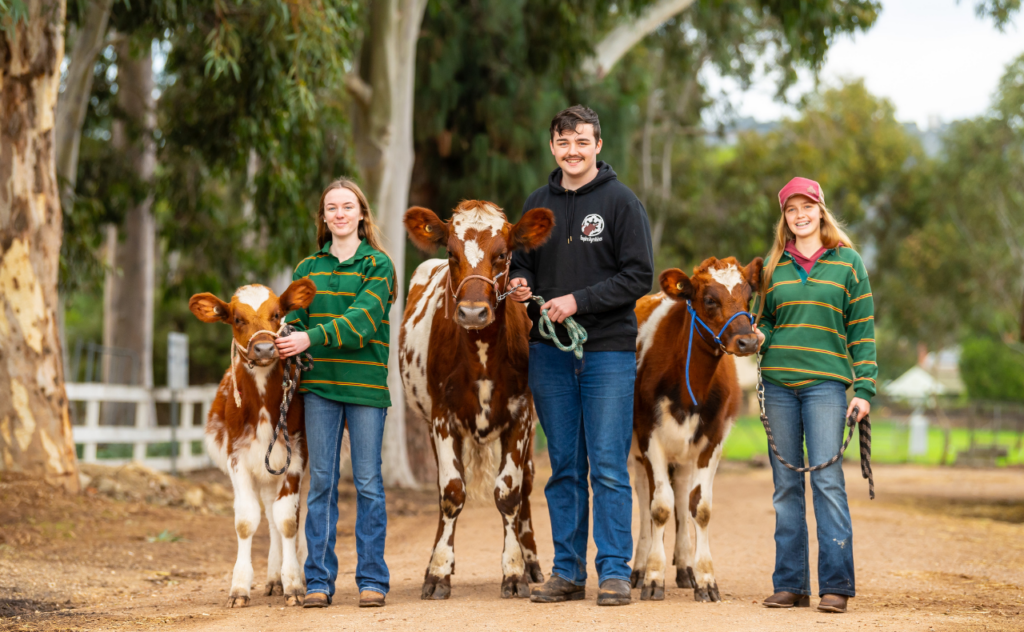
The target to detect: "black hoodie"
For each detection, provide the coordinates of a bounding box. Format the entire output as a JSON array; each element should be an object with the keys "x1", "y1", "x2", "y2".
[{"x1": 510, "y1": 161, "x2": 654, "y2": 352}]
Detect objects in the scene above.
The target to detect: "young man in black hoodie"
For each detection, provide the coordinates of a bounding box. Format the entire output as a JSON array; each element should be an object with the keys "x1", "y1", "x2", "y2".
[{"x1": 509, "y1": 105, "x2": 654, "y2": 606}]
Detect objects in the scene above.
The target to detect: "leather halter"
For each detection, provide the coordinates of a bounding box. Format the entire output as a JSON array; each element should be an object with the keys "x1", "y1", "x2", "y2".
[{"x1": 443, "y1": 256, "x2": 513, "y2": 320}]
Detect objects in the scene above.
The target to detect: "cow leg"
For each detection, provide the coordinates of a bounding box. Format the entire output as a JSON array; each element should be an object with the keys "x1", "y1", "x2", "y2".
[
  {"x1": 641, "y1": 438, "x2": 672, "y2": 601},
  {"x1": 630, "y1": 442, "x2": 652, "y2": 589},
  {"x1": 227, "y1": 463, "x2": 261, "y2": 607},
  {"x1": 422, "y1": 417, "x2": 466, "y2": 600},
  {"x1": 260, "y1": 484, "x2": 284, "y2": 598},
  {"x1": 670, "y1": 460, "x2": 697, "y2": 589},
  {"x1": 274, "y1": 472, "x2": 305, "y2": 605},
  {"x1": 690, "y1": 444, "x2": 723, "y2": 602},
  {"x1": 517, "y1": 427, "x2": 544, "y2": 584},
  {"x1": 495, "y1": 422, "x2": 529, "y2": 598}
]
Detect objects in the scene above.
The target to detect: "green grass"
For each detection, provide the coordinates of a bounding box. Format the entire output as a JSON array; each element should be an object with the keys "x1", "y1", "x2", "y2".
[{"x1": 723, "y1": 416, "x2": 1024, "y2": 466}]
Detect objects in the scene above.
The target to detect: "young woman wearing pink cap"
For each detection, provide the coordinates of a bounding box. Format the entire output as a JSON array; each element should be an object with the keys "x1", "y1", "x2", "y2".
[{"x1": 752, "y1": 177, "x2": 877, "y2": 614}]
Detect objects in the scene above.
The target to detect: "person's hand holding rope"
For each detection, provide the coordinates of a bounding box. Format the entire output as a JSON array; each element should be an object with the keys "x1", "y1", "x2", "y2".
[{"x1": 275, "y1": 331, "x2": 311, "y2": 358}]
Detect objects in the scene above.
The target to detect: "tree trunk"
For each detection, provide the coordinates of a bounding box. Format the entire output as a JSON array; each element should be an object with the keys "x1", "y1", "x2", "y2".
[
  {"x1": 55, "y1": 0, "x2": 114, "y2": 208},
  {"x1": 0, "y1": 0, "x2": 81, "y2": 491},
  {"x1": 581, "y1": 0, "x2": 697, "y2": 79},
  {"x1": 104, "y1": 37, "x2": 156, "y2": 404},
  {"x1": 348, "y1": 0, "x2": 428, "y2": 488}
]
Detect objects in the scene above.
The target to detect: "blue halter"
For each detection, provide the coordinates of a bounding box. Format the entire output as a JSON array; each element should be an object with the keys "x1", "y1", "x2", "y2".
[{"x1": 684, "y1": 300, "x2": 755, "y2": 407}]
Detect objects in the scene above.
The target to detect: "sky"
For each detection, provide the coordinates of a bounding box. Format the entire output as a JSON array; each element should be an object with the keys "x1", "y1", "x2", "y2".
[{"x1": 704, "y1": 0, "x2": 1023, "y2": 129}]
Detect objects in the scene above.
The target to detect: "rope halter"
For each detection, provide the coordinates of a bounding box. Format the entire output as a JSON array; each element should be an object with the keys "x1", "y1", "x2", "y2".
[
  {"x1": 683, "y1": 300, "x2": 755, "y2": 407},
  {"x1": 229, "y1": 323, "x2": 288, "y2": 407},
  {"x1": 443, "y1": 256, "x2": 514, "y2": 320}
]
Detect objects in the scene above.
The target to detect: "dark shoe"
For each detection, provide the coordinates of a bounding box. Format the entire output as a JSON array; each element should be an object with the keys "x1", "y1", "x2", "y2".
[
  {"x1": 359, "y1": 590, "x2": 385, "y2": 607},
  {"x1": 530, "y1": 575, "x2": 586, "y2": 603},
  {"x1": 763, "y1": 591, "x2": 810, "y2": 608},
  {"x1": 817, "y1": 594, "x2": 848, "y2": 613},
  {"x1": 596, "y1": 579, "x2": 631, "y2": 606},
  {"x1": 303, "y1": 592, "x2": 330, "y2": 608}
]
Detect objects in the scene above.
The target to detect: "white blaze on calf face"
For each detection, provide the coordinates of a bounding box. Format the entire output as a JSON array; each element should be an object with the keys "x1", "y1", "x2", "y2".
[
  {"x1": 463, "y1": 239, "x2": 485, "y2": 267},
  {"x1": 235, "y1": 284, "x2": 272, "y2": 311},
  {"x1": 709, "y1": 264, "x2": 743, "y2": 295}
]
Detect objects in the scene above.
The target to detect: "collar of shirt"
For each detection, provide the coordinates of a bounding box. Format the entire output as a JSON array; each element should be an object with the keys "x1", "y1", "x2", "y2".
[
  {"x1": 320, "y1": 238, "x2": 375, "y2": 266},
  {"x1": 784, "y1": 240, "x2": 828, "y2": 274}
]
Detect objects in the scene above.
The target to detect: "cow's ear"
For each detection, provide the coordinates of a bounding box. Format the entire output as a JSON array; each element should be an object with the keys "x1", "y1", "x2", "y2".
[
  {"x1": 744, "y1": 257, "x2": 765, "y2": 293},
  {"x1": 508, "y1": 207, "x2": 555, "y2": 252},
  {"x1": 660, "y1": 268, "x2": 693, "y2": 301},
  {"x1": 279, "y1": 278, "x2": 316, "y2": 313},
  {"x1": 404, "y1": 207, "x2": 448, "y2": 253},
  {"x1": 189, "y1": 293, "x2": 231, "y2": 323}
]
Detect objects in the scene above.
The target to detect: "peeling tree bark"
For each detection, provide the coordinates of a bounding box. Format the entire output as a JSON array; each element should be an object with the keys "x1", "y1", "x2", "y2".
[
  {"x1": 347, "y1": 0, "x2": 429, "y2": 488},
  {"x1": 0, "y1": 0, "x2": 81, "y2": 491},
  {"x1": 581, "y1": 0, "x2": 697, "y2": 80}
]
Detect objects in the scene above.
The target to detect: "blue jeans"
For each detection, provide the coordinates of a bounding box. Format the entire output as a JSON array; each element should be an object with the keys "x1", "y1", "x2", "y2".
[
  {"x1": 763, "y1": 380, "x2": 855, "y2": 597},
  {"x1": 528, "y1": 342, "x2": 635, "y2": 585},
  {"x1": 303, "y1": 393, "x2": 389, "y2": 598}
]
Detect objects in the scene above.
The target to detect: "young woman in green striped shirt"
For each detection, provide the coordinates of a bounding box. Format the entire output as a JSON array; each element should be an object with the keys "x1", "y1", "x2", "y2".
[
  {"x1": 275, "y1": 178, "x2": 394, "y2": 609},
  {"x1": 753, "y1": 177, "x2": 876, "y2": 614}
]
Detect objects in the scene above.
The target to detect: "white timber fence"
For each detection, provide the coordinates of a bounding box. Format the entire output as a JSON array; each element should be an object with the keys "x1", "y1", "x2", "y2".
[{"x1": 67, "y1": 382, "x2": 219, "y2": 472}]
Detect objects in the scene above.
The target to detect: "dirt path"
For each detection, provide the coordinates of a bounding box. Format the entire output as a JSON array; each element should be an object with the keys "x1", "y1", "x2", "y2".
[{"x1": 2, "y1": 460, "x2": 1023, "y2": 632}]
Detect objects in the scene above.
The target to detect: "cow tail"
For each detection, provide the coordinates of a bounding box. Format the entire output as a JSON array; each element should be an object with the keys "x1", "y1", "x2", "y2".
[{"x1": 462, "y1": 439, "x2": 499, "y2": 502}]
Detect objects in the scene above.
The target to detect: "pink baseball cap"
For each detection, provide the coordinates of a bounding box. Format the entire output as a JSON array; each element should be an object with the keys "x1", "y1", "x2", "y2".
[{"x1": 778, "y1": 177, "x2": 824, "y2": 209}]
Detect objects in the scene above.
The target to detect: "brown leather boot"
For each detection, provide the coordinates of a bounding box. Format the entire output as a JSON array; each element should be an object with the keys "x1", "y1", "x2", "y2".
[
  {"x1": 530, "y1": 575, "x2": 586, "y2": 603},
  {"x1": 763, "y1": 591, "x2": 810, "y2": 608},
  {"x1": 817, "y1": 594, "x2": 848, "y2": 613},
  {"x1": 303, "y1": 592, "x2": 330, "y2": 608},
  {"x1": 359, "y1": 590, "x2": 385, "y2": 607}
]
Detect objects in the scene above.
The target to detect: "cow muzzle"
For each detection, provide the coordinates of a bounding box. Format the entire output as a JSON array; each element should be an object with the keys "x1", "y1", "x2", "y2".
[
  {"x1": 726, "y1": 333, "x2": 760, "y2": 357},
  {"x1": 246, "y1": 336, "x2": 280, "y2": 366},
  {"x1": 456, "y1": 301, "x2": 493, "y2": 329}
]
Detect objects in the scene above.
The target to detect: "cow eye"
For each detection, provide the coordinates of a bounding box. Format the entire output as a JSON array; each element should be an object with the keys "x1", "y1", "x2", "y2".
[
  {"x1": 496, "y1": 252, "x2": 506, "y2": 260},
  {"x1": 704, "y1": 296, "x2": 716, "y2": 307},
  {"x1": 273, "y1": 313, "x2": 281, "y2": 320},
  {"x1": 234, "y1": 317, "x2": 242, "y2": 325}
]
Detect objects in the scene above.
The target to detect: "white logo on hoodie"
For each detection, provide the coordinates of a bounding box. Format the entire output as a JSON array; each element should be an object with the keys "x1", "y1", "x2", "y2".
[{"x1": 580, "y1": 214, "x2": 605, "y2": 242}]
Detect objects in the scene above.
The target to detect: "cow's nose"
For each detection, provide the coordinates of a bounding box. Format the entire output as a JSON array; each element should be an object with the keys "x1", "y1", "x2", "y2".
[
  {"x1": 456, "y1": 303, "x2": 491, "y2": 328},
  {"x1": 735, "y1": 336, "x2": 756, "y2": 354},
  {"x1": 253, "y1": 342, "x2": 276, "y2": 358}
]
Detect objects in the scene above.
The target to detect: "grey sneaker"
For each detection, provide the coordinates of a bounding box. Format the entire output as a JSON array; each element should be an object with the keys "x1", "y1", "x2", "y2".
[{"x1": 596, "y1": 579, "x2": 631, "y2": 606}]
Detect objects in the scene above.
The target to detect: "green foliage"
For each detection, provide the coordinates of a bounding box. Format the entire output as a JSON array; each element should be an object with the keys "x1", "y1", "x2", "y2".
[
  {"x1": 885, "y1": 53, "x2": 1024, "y2": 344},
  {"x1": 959, "y1": 337, "x2": 1024, "y2": 402}
]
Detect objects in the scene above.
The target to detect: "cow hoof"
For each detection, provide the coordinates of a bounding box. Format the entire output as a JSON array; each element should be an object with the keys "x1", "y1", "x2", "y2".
[
  {"x1": 694, "y1": 582, "x2": 721, "y2": 603},
  {"x1": 526, "y1": 561, "x2": 545, "y2": 584},
  {"x1": 228, "y1": 595, "x2": 250, "y2": 608},
  {"x1": 421, "y1": 577, "x2": 451, "y2": 600},
  {"x1": 629, "y1": 569, "x2": 643, "y2": 589},
  {"x1": 675, "y1": 566, "x2": 696, "y2": 589},
  {"x1": 285, "y1": 593, "x2": 304, "y2": 607},
  {"x1": 265, "y1": 580, "x2": 284, "y2": 596},
  {"x1": 501, "y1": 575, "x2": 530, "y2": 599},
  {"x1": 640, "y1": 580, "x2": 665, "y2": 601}
]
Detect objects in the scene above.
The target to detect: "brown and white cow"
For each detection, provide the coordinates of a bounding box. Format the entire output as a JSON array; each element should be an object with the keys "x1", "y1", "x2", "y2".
[
  {"x1": 189, "y1": 280, "x2": 316, "y2": 607},
  {"x1": 400, "y1": 201, "x2": 554, "y2": 600},
  {"x1": 630, "y1": 257, "x2": 763, "y2": 602}
]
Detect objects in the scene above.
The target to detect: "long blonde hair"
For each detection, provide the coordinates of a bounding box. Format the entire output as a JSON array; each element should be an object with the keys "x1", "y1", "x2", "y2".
[
  {"x1": 757, "y1": 200, "x2": 855, "y2": 317},
  {"x1": 316, "y1": 178, "x2": 390, "y2": 257}
]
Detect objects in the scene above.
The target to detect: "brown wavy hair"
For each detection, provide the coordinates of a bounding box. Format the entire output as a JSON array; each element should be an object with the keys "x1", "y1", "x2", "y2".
[{"x1": 315, "y1": 178, "x2": 389, "y2": 257}]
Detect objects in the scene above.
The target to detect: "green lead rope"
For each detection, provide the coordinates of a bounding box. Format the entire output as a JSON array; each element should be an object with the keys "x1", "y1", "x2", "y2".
[{"x1": 531, "y1": 295, "x2": 588, "y2": 359}]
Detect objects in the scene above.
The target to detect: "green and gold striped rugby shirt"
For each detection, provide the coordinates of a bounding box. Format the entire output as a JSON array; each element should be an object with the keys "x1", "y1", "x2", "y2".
[
  {"x1": 286, "y1": 239, "x2": 395, "y2": 408},
  {"x1": 753, "y1": 246, "x2": 877, "y2": 402}
]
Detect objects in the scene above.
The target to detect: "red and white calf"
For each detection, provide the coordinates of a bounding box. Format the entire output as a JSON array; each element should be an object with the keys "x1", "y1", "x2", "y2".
[
  {"x1": 401, "y1": 201, "x2": 554, "y2": 599},
  {"x1": 631, "y1": 257, "x2": 763, "y2": 602},
  {"x1": 189, "y1": 280, "x2": 316, "y2": 607}
]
